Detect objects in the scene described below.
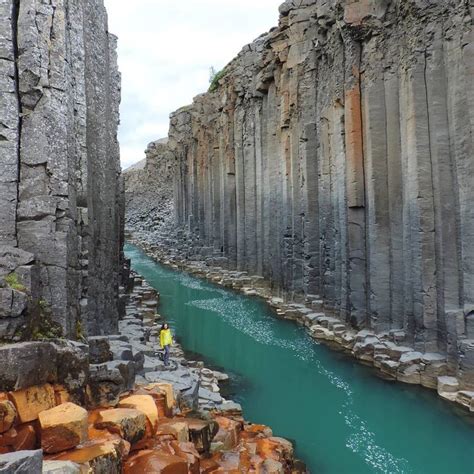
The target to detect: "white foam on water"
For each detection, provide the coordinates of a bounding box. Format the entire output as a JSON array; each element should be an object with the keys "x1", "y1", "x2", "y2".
[{"x1": 186, "y1": 294, "x2": 411, "y2": 473}]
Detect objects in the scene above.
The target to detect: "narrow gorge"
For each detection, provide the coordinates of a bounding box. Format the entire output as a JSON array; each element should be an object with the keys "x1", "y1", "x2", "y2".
[
  {"x1": 0, "y1": 0, "x2": 473, "y2": 472},
  {"x1": 126, "y1": 0, "x2": 474, "y2": 393}
]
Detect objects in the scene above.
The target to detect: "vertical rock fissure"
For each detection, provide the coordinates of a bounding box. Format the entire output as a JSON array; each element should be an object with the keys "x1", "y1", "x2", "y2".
[{"x1": 11, "y1": 0, "x2": 22, "y2": 245}]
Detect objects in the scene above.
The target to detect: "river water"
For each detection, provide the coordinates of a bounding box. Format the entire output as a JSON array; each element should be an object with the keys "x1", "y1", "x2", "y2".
[{"x1": 126, "y1": 244, "x2": 474, "y2": 474}]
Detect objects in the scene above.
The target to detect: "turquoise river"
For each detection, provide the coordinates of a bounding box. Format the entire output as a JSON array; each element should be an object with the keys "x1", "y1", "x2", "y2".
[{"x1": 126, "y1": 244, "x2": 474, "y2": 474}]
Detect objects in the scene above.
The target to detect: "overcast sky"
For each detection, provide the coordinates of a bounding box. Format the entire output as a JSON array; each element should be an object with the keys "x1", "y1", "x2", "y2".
[{"x1": 104, "y1": 0, "x2": 280, "y2": 169}]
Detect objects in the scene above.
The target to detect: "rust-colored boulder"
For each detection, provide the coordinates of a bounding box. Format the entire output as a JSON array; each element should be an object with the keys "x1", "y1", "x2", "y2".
[
  {"x1": 182, "y1": 418, "x2": 219, "y2": 454},
  {"x1": 145, "y1": 383, "x2": 175, "y2": 414},
  {"x1": 95, "y1": 408, "x2": 147, "y2": 444},
  {"x1": 0, "y1": 423, "x2": 37, "y2": 451},
  {"x1": 156, "y1": 419, "x2": 189, "y2": 442},
  {"x1": 0, "y1": 400, "x2": 17, "y2": 433},
  {"x1": 256, "y1": 436, "x2": 294, "y2": 464},
  {"x1": 39, "y1": 402, "x2": 88, "y2": 454},
  {"x1": 166, "y1": 440, "x2": 200, "y2": 474},
  {"x1": 8, "y1": 383, "x2": 56, "y2": 423},
  {"x1": 50, "y1": 438, "x2": 126, "y2": 473},
  {"x1": 53, "y1": 385, "x2": 71, "y2": 405},
  {"x1": 118, "y1": 395, "x2": 158, "y2": 434},
  {"x1": 133, "y1": 388, "x2": 169, "y2": 418},
  {"x1": 214, "y1": 416, "x2": 242, "y2": 450},
  {"x1": 124, "y1": 449, "x2": 188, "y2": 474}
]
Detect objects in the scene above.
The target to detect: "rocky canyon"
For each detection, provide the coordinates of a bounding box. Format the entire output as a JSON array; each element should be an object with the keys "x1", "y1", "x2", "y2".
[{"x1": 126, "y1": 0, "x2": 474, "y2": 393}]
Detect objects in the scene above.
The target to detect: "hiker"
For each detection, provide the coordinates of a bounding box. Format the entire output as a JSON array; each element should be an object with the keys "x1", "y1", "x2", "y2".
[{"x1": 160, "y1": 323, "x2": 173, "y2": 366}]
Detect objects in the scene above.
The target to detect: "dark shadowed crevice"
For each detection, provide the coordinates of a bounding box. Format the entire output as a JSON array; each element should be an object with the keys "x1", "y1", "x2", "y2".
[{"x1": 11, "y1": 0, "x2": 22, "y2": 246}]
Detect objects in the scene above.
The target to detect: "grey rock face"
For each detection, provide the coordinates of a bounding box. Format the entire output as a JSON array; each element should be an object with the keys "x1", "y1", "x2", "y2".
[
  {"x1": 0, "y1": 340, "x2": 89, "y2": 392},
  {"x1": 0, "y1": 449, "x2": 42, "y2": 473},
  {"x1": 126, "y1": 1, "x2": 474, "y2": 385},
  {"x1": 0, "y1": 0, "x2": 123, "y2": 339}
]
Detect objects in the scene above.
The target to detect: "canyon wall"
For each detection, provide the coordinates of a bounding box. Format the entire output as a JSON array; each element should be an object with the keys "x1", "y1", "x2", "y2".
[
  {"x1": 0, "y1": 0, "x2": 123, "y2": 339},
  {"x1": 139, "y1": 0, "x2": 474, "y2": 368},
  {"x1": 124, "y1": 139, "x2": 174, "y2": 237}
]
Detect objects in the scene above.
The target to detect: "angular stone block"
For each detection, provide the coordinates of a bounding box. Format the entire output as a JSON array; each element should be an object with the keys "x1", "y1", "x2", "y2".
[
  {"x1": 39, "y1": 402, "x2": 88, "y2": 454},
  {"x1": 95, "y1": 408, "x2": 147, "y2": 444},
  {"x1": 8, "y1": 384, "x2": 56, "y2": 423},
  {"x1": 118, "y1": 395, "x2": 158, "y2": 434},
  {"x1": 0, "y1": 401, "x2": 16, "y2": 434}
]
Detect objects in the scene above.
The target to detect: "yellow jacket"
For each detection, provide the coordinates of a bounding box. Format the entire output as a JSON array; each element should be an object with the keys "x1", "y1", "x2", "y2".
[{"x1": 160, "y1": 328, "x2": 172, "y2": 348}]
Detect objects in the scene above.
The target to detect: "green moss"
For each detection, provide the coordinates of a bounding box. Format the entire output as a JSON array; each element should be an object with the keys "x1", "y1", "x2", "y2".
[
  {"x1": 208, "y1": 67, "x2": 227, "y2": 92},
  {"x1": 30, "y1": 299, "x2": 64, "y2": 340},
  {"x1": 75, "y1": 319, "x2": 86, "y2": 343},
  {"x1": 4, "y1": 273, "x2": 27, "y2": 292}
]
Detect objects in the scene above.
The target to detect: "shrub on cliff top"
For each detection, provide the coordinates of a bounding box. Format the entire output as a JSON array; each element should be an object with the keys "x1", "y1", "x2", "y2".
[{"x1": 209, "y1": 66, "x2": 227, "y2": 92}]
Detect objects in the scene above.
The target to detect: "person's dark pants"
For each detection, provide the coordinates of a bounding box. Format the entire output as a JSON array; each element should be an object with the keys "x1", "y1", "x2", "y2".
[{"x1": 164, "y1": 344, "x2": 170, "y2": 366}]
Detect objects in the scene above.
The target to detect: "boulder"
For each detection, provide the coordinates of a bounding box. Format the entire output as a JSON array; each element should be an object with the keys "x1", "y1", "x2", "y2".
[
  {"x1": 0, "y1": 401, "x2": 17, "y2": 433},
  {"x1": 8, "y1": 384, "x2": 56, "y2": 423},
  {"x1": 0, "y1": 449, "x2": 42, "y2": 473},
  {"x1": 88, "y1": 363, "x2": 126, "y2": 408},
  {"x1": 42, "y1": 461, "x2": 82, "y2": 473},
  {"x1": 182, "y1": 418, "x2": 219, "y2": 454},
  {"x1": 95, "y1": 408, "x2": 147, "y2": 444},
  {"x1": 118, "y1": 395, "x2": 158, "y2": 434},
  {"x1": 124, "y1": 450, "x2": 187, "y2": 474},
  {"x1": 88, "y1": 337, "x2": 113, "y2": 364},
  {"x1": 213, "y1": 416, "x2": 241, "y2": 450},
  {"x1": 50, "y1": 439, "x2": 125, "y2": 474},
  {"x1": 156, "y1": 420, "x2": 189, "y2": 442},
  {"x1": 0, "y1": 343, "x2": 57, "y2": 392},
  {"x1": 39, "y1": 402, "x2": 88, "y2": 454},
  {"x1": 0, "y1": 342, "x2": 89, "y2": 395},
  {"x1": 437, "y1": 376, "x2": 460, "y2": 401},
  {"x1": 0, "y1": 424, "x2": 37, "y2": 452}
]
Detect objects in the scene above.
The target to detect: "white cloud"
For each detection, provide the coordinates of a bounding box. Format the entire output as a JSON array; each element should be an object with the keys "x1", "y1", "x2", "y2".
[{"x1": 104, "y1": 0, "x2": 280, "y2": 169}]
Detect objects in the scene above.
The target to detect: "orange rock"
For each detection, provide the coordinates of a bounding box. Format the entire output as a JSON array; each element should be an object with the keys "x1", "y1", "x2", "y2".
[
  {"x1": 200, "y1": 457, "x2": 222, "y2": 473},
  {"x1": 240, "y1": 423, "x2": 273, "y2": 442},
  {"x1": 170, "y1": 441, "x2": 200, "y2": 474},
  {"x1": 180, "y1": 418, "x2": 218, "y2": 454},
  {"x1": 53, "y1": 385, "x2": 71, "y2": 405},
  {"x1": 158, "y1": 440, "x2": 200, "y2": 473},
  {"x1": 133, "y1": 388, "x2": 169, "y2": 418},
  {"x1": 8, "y1": 384, "x2": 56, "y2": 423},
  {"x1": 95, "y1": 408, "x2": 147, "y2": 444},
  {"x1": 39, "y1": 402, "x2": 88, "y2": 454},
  {"x1": 50, "y1": 437, "x2": 126, "y2": 472},
  {"x1": 256, "y1": 436, "x2": 293, "y2": 464},
  {"x1": 0, "y1": 400, "x2": 17, "y2": 433},
  {"x1": 118, "y1": 394, "x2": 158, "y2": 434},
  {"x1": 0, "y1": 423, "x2": 37, "y2": 451},
  {"x1": 145, "y1": 383, "x2": 175, "y2": 413},
  {"x1": 156, "y1": 419, "x2": 189, "y2": 442},
  {"x1": 124, "y1": 449, "x2": 188, "y2": 474},
  {"x1": 214, "y1": 416, "x2": 242, "y2": 450}
]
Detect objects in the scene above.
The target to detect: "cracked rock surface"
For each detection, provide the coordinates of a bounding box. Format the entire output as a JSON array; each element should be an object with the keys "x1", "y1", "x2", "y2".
[{"x1": 0, "y1": 0, "x2": 124, "y2": 339}]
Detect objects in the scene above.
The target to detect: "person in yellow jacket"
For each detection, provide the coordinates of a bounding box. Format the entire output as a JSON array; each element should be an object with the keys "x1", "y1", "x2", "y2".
[{"x1": 160, "y1": 323, "x2": 173, "y2": 366}]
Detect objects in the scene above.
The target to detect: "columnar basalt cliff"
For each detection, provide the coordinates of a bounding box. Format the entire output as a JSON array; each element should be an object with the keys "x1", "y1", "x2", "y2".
[
  {"x1": 0, "y1": 0, "x2": 123, "y2": 338},
  {"x1": 127, "y1": 0, "x2": 474, "y2": 388}
]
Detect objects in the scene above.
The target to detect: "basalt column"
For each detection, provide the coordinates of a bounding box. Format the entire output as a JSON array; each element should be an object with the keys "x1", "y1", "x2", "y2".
[
  {"x1": 161, "y1": 0, "x2": 474, "y2": 384},
  {"x1": 0, "y1": 0, "x2": 123, "y2": 339}
]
